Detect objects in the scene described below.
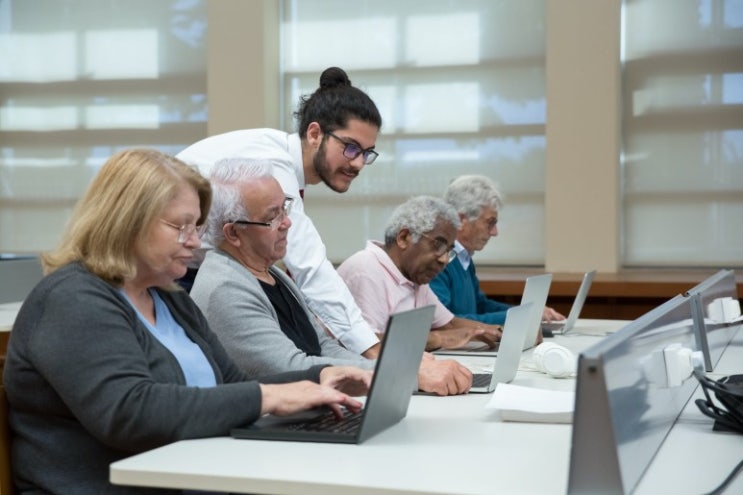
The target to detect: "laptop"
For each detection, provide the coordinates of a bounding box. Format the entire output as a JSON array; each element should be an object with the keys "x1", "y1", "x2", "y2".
[
  {"x1": 520, "y1": 273, "x2": 553, "y2": 350},
  {"x1": 230, "y1": 305, "x2": 435, "y2": 444},
  {"x1": 541, "y1": 270, "x2": 596, "y2": 335},
  {"x1": 469, "y1": 303, "x2": 533, "y2": 393},
  {"x1": 432, "y1": 273, "x2": 552, "y2": 357}
]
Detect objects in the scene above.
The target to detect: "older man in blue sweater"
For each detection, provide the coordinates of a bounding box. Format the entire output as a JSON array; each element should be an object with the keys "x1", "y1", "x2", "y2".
[{"x1": 430, "y1": 175, "x2": 563, "y2": 326}]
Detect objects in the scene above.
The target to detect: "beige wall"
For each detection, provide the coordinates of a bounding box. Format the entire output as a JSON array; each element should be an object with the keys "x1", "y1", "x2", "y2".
[
  {"x1": 545, "y1": 0, "x2": 622, "y2": 272},
  {"x1": 207, "y1": 0, "x2": 624, "y2": 273},
  {"x1": 207, "y1": 0, "x2": 280, "y2": 134}
]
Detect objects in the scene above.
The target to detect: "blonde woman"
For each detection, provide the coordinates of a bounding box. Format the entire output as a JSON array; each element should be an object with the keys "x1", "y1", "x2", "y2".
[{"x1": 3, "y1": 149, "x2": 370, "y2": 494}]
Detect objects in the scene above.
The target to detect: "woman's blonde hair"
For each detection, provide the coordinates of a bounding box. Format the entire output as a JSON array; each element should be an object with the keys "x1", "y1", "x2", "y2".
[{"x1": 42, "y1": 149, "x2": 211, "y2": 286}]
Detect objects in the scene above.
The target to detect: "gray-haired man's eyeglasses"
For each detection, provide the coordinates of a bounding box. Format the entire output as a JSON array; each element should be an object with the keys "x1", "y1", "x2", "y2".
[
  {"x1": 230, "y1": 197, "x2": 294, "y2": 231},
  {"x1": 419, "y1": 233, "x2": 456, "y2": 263}
]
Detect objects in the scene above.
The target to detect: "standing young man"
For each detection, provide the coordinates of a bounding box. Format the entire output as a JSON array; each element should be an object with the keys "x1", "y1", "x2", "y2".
[{"x1": 177, "y1": 67, "x2": 382, "y2": 357}]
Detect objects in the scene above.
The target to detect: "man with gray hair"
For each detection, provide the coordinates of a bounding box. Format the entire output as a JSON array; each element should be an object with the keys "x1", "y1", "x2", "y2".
[
  {"x1": 338, "y1": 196, "x2": 502, "y2": 351},
  {"x1": 430, "y1": 175, "x2": 564, "y2": 328},
  {"x1": 190, "y1": 159, "x2": 473, "y2": 395}
]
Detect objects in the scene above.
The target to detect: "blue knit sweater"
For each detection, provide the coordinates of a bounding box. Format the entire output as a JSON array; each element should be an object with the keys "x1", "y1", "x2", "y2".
[{"x1": 429, "y1": 258, "x2": 511, "y2": 325}]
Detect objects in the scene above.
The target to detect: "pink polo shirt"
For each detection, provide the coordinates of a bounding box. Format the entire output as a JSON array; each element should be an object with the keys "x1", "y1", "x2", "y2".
[{"x1": 337, "y1": 241, "x2": 454, "y2": 334}]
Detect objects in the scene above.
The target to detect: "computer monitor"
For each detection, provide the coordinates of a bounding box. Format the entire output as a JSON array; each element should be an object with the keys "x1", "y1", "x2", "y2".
[
  {"x1": 0, "y1": 257, "x2": 43, "y2": 304},
  {"x1": 568, "y1": 294, "x2": 698, "y2": 495},
  {"x1": 685, "y1": 269, "x2": 739, "y2": 372}
]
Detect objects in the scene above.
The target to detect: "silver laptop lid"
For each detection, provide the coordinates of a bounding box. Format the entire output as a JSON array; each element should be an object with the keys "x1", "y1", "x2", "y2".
[
  {"x1": 561, "y1": 270, "x2": 596, "y2": 334},
  {"x1": 471, "y1": 303, "x2": 533, "y2": 393},
  {"x1": 358, "y1": 304, "x2": 435, "y2": 441},
  {"x1": 520, "y1": 274, "x2": 553, "y2": 350}
]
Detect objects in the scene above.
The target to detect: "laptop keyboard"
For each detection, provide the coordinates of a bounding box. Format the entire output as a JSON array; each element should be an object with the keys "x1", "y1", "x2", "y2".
[
  {"x1": 285, "y1": 408, "x2": 363, "y2": 434},
  {"x1": 472, "y1": 373, "x2": 492, "y2": 388}
]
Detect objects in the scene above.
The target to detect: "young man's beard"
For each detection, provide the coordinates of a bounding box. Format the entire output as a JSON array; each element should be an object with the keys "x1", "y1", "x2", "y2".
[{"x1": 313, "y1": 140, "x2": 354, "y2": 194}]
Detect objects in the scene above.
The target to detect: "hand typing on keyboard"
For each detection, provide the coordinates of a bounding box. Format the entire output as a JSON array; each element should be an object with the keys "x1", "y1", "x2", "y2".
[
  {"x1": 288, "y1": 407, "x2": 365, "y2": 434},
  {"x1": 259, "y1": 366, "x2": 371, "y2": 420}
]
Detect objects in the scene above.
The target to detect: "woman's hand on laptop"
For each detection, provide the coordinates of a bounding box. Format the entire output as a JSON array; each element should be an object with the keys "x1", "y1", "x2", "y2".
[
  {"x1": 319, "y1": 366, "x2": 373, "y2": 397},
  {"x1": 259, "y1": 377, "x2": 366, "y2": 419}
]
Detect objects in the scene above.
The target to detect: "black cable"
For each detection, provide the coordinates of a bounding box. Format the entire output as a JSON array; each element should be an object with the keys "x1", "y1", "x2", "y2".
[{"x1": 703, "y1": 458, "x2": 743, "y2": 495}]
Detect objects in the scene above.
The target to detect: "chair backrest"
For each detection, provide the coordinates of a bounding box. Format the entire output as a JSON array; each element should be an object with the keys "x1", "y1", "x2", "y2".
[{"x1": 0, "y1": 383, "x2": 13, "y2": 495}]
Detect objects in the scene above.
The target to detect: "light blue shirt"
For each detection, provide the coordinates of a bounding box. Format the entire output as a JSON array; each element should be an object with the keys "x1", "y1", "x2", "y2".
[
  {"x1": 121, "y1": 289, "x2": 217, "y2": 388},
  {"x1": 454, "y1": 240, "x2": 472, "y2": 270}
]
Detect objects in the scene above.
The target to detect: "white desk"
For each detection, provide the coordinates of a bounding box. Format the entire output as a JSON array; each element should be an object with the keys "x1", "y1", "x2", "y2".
[
  {"x1": 110, "y1": 320, "x2": 742, "y2": 494},
  {"x1": 0, "y1": 302, "x2": 21, "y2": 333},
  {"x1": 109, "y1": 387, "x2": 579, "y2": 495},
  {"x1": 108, "y1": 320, "x2": 612, "y2": 494}
]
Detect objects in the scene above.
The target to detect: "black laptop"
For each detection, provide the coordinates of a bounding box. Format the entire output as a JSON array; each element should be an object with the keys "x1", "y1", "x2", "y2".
[{"x1": 230, "y1": 305, "x2": 435, "y2": 444}]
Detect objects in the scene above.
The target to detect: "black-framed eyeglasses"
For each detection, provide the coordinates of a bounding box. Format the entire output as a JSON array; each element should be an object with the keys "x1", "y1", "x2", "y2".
[
  {"x1": 230, "y1": 197, "x2": 294, "y2": 231},
  {"x1": 325, "y1": 131, "x2": 379, "y2": 165},
  {"x1": 419, "y1": 233, "x2": 456, "y2": 263},
  {"x1": 160, "y1": 219, "x2": 206, "y2": 244}
]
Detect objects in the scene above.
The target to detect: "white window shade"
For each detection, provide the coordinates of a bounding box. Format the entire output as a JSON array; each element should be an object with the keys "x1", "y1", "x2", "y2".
[
  {"x1": 281, "y1": 0, "x2": 547, "y2": 265},
  {"x1": 0, "y1": 0, "x2": 207, "y2": 254},
  {"x1": 622, "y1": 0, "x2": 743, "y2": 266}
]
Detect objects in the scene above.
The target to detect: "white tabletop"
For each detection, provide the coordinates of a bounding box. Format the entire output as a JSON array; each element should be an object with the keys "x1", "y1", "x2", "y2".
[
  {"x1": 0, "y1": 301, "x2": 21, "y2": 333},
  {"x1": 110, "y1": 320, "x2": 743, "y2": 494},
  {"x1": 110, "y1": 321, "x2": 628, "y2": 495},
  {"x1": 110, "y1": 389, "x2": 576, "y2": 495}
]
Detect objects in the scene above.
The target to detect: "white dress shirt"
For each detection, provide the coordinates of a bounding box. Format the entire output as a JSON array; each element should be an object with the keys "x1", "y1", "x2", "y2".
[{"x1": 177, "y1": 129, "x2": 380, "y2": 354}]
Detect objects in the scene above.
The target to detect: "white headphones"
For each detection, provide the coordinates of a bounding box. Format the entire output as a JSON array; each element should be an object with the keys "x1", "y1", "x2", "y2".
[{"x1": 533, "y1": 342, "x2": 576, "y2": 378}]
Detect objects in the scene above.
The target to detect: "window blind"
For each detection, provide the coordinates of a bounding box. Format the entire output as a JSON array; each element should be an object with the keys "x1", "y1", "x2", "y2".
[
  {"x1": 0, "y1": 0, "x2": 207, "y2": 253},
  {"x1": 622, "y1": 0, "x2": 743, "y2": 266},
  {"x1": 280, "y1": 0, "x2": 547, "y2": 265}
]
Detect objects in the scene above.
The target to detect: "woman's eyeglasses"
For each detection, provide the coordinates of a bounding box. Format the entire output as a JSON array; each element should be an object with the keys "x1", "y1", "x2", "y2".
[{"x1": 160, "y1": 220, "x2": 206, "y2": 244}]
